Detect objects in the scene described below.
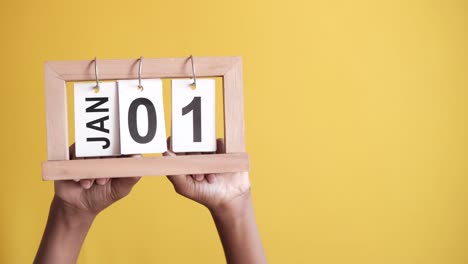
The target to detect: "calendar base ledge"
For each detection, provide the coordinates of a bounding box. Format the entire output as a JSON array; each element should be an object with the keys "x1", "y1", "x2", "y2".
[{"x1": 42, "y1": 153, "x2": 249, "y2": 181}]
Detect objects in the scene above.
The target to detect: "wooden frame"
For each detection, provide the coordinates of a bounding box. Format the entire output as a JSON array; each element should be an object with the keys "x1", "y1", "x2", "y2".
[{"x1": 42, "y1": 57, "x2": 248, "y2": 180}]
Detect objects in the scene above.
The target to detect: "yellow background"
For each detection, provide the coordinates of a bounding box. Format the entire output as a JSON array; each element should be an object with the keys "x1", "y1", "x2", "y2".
[{"x1": 0, "y1": 0, "x2": 467, "y2": 263}]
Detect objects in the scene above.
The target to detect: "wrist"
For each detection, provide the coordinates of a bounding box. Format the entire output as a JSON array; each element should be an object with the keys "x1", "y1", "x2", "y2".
[
  {"x1": 50, "y1": 196, "x2": 96, "y2": 229},
  {"x1": 209, "y1": 190, "x2": 253, "y2": 221},
  {"x1": 34, "y1": 196, "x2": 95, "y2": 264},
  {"x1": 209, "y1": 190, "x2": 267, "y2": 264}
]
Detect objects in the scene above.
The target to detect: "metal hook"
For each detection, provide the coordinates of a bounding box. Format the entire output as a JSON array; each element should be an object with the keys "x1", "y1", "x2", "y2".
[
  {"x1": 94, "y1": 57, "x2": 100, "y2": 93},
  {"x1": 189, "y1": 55, "x2": 197, "y2": 89},
  {"x1": 138, "y1": 56, "x2": 144, "y2": 91}
]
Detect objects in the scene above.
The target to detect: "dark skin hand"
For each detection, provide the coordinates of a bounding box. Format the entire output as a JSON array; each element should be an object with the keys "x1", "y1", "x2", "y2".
[
  {"x1": 164, "y1": 138, "x2": 267, "y2": 264},
  {"x1": 34, "y1": 145, "x2": 141, "y2": 264},
  {"x1": 35, "y1": 141, "x2": 267, "y2": 264}
]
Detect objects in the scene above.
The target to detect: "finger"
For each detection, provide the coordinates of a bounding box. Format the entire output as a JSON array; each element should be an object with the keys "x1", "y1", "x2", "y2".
[
  {"x1": 96, "y1": 178, "x2": 110, "y2": 185},
  {"x1": 188, "y1": 151, "x2": 204, "y2": 180},
  {"x1": 206, "y1": 173, "x2": 217, "y2": 184},
  {"x1": 69, "y1": 144, "x2": 76, "y2": 160},
  {"x1": 193, "y1": 174, "x2": 204, "y2": 181},
  {"x1": 69, "y1": 144, "x2": 86, "y2": 160},
  {"x1": 167, "y1": 136, "x2": 187, "y2": 155},
  {"x1": 167, "y1": 136, "x2": 172, "y2": 151},
  {"x1": 80, "y1": 179, "x2": 94, "y2": 189},
  {"x1": 119, "y1": 154, "x2": 141, "y2": 158},
  {"x1": 163, "y1": 149, "x2": 193, "y2": 187},
  {"x1": 166, "y1": 174, "x2": 193, "y2": 188},
  {"x1": 216, "y1": 138, "x2": 225, "y2": 154},
  {"x1": 163, "y1": 149, "x2": 176, "y2": 157},
  {"x1": 120, "y1": 153, "x2": 142, "y2": 158}
]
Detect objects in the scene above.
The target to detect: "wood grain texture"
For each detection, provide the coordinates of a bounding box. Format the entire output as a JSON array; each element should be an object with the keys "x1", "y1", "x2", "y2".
[
  {"x1": 42, "y1": 153, "x2": 250, "y2": 180},
  {"x1": 223, "y1": 58, "x2": 245, "y2": 152},
  {"x1": 45, "y1": 57, "x2": 239, "y2": 81},
  {"x1": 43, "y1": 56, "x2": 248, "y2": 179},
  {"x1": 44, "y1": 63, "x2": 69, "y2": 160}
]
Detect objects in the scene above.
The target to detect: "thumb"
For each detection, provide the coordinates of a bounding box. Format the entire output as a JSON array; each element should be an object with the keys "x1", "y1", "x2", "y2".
[{"x1": 163, "y1": 150, "x2": 189, "y2": 189}]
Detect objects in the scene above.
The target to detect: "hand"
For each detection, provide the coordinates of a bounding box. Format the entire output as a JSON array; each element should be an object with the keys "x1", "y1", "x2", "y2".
[
  {"x1": 164, "y1": 139, "x2": 267, "y2": 264},
  {"x1": 34, "y1": 145, "x2": 142, "y2": 264},
  {"x1": 54, "y1": 144, "x2": 141, "y2": 217},
  {"x1": 164, "y1": 138, "x2": 251, "y2": 212}
]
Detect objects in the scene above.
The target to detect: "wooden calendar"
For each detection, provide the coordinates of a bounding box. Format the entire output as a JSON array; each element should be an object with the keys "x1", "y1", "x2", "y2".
[{"x1": 41, "y1": 56, "x2": 249, "y2": 180}]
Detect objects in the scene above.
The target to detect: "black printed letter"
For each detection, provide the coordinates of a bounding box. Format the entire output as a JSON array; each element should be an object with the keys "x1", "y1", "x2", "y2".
[
  {"x1": 87, "y1": 137, "x2": 110, "y2": 149},
  {"x1": 86, "y1": 97, "x2": 109, "y2": 113},
  {"x1": 86, "y1": 116, "x2": 110, "y2": 133}
]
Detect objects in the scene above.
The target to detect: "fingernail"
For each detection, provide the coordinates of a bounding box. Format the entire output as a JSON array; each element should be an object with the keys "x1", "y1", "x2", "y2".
[
  {"x1": 206, "y1": 174, "x2": 217, "y2": 184},
  {"x1": 96, "y1": 178, "x2": 106, "y2": 185},
  {"x1": 82, "y1": 180, "x2": 92, "y2": 189},
  {"x1": 164, "y1": 150, "x2": 175, "y2": 156},
  {"x1": 195, "y1": 174, "x2": 204, "y2": 181}
]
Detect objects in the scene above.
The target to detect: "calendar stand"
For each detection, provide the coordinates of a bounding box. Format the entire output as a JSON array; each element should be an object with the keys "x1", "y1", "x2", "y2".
[{"x1": 42, "y1": 57, "x2": 249, "y2": 180}]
